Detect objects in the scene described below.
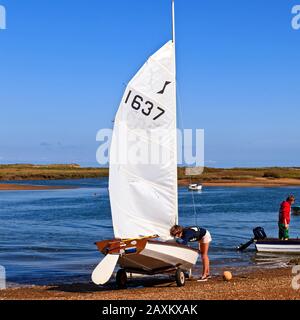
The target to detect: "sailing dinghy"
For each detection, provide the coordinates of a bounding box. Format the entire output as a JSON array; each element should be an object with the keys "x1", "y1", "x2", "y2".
[{"x1": 92, "y1": 0, "x2": 199, "y2": 288}]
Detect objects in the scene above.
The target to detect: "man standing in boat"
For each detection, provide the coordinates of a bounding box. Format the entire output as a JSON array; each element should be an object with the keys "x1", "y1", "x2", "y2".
[
  {"x1": 170, "y1": 225, "x2": 212, "y2": 281},
  {"x1": 278, "y1": 195, "x2": 295, "y2": 240}
]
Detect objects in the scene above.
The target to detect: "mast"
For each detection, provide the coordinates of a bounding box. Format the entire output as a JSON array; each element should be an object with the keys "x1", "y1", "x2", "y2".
[
  {"x1": 172, "y1": 0, "x2": 176, "y2": 45},
  {"x1": 172, "y1": 0, "x2": 178, "y2": 224},
  {"x1": 171, "y1": 0, "x2": 176, "y2": 80}
]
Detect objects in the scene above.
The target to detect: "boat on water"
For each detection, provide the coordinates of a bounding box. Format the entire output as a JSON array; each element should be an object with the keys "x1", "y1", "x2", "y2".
[
  {"x1": 292, "y1": 206, "x2": 300, "y2": 216},
  {"x1": 188, "y1": 184, "x2": 202, "y2": 191},
  {"x1": 92, "y1": 0, "x2": 199, "y2": 288},
  {"x1": 255, "y1": 238, "x2": 300, "y2": 253},
  {"x1": 237, "y1": 226, "x2": 300, "y2": 254}
]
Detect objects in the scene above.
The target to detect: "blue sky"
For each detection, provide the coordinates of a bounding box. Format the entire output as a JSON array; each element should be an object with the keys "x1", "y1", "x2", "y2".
[{"x1": 0, "y1": 0, "x2": 299, "y2": 167}]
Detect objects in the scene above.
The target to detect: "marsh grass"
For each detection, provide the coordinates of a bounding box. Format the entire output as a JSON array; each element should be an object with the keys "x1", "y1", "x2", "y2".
[{"x1": 1, "y1": 164, "x2": 300, "y2": 181}]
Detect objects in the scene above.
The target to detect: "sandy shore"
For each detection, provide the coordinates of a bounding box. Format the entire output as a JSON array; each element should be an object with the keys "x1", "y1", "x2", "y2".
[
  {"x1": 1, "y1": 268, "x2": 299, "y2": 300},
  {"x1": 0, "y1": 184, "x2": 74, "y2": 191},
  {"x1": 180, "y1": 178, "x2": 300, "y2": 188},
  {"x1": 2, "y1": 177, "x2": 300, "y2": 191}
]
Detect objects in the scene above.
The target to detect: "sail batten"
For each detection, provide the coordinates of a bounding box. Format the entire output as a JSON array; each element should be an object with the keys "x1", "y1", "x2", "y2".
[
  {"x1": 109, "y1": 41, "x2": 177, "y2": 240},
  {"x1": 117, "y1": 166, "x2": 176, "y2": 193}
]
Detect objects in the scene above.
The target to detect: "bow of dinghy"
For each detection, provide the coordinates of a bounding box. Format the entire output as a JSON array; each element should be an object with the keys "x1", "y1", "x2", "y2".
[{"x1": 91, "y1": 236, "x2": 158, "y2": 285}]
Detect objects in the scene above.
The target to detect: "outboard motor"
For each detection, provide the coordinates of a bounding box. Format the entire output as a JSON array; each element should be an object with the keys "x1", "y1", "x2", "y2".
[
  {"x1": 237, "y1": 226, "x2": 267, "y2": 251},
  {"x1": 253, "y1": 227, "x2": 267, "y2": 240}
]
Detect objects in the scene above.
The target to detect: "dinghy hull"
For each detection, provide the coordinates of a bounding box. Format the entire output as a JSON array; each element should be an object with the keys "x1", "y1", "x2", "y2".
[
  {"x1": 255, "y1": 239, "x2": 300, "y2": 253},
  {"x1": 118, "y1": 240, "x2": 199, "y2": 275},
  {"x1": 95, "y1": 238, "x2": 199, "y2": 276}
]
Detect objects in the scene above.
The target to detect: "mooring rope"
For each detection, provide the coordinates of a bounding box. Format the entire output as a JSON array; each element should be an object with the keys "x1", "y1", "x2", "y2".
[{"x1": 176, "y1": 83, "x2": 198, "y2": 226}]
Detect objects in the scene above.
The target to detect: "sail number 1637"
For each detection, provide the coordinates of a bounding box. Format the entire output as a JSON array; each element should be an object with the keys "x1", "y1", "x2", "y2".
[{"x1": 125, "y1": 91, "x2": 165, "y2": 121}]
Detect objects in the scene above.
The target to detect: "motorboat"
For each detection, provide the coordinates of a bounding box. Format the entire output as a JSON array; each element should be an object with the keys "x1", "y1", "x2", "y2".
[
  {"x1": 237, "y1": 226, "x2": 300, "y2": 254},
  {"x1": 255, "y1": 238, "x2": 300, "y2": 253},
  {"x1": 188, "y1": 184, "x2": 202, "y2": 191}
]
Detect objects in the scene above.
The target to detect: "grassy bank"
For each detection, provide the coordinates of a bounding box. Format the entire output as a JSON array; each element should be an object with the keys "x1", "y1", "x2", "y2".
[
  {"x1": 1, "y1": 164, "x2": 300, "y2": 186},
  {"x1": 0, "y1": 164, "x2": 108, "y2": 181},
  {"x1": 178, "y1": 167, "x2": 300, "y2": 183}
]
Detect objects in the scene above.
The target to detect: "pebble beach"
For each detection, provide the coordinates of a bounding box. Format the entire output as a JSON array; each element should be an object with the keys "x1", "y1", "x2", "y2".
[{"x1": 1, "y1": 268, "x2": 299, "y2": 300}]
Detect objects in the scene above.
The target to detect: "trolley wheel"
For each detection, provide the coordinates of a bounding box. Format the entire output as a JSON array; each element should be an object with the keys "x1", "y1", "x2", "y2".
[
  {"x1": 175, "y1": 268, "x2": 186, "y2": 287},
  {"x1": 116, "y1": 269, "x2": 127, "y2": 289}
]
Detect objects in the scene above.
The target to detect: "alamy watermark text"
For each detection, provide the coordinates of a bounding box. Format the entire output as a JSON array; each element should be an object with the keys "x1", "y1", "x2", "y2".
[
  {"x1": 292, "y1": 5, "x2": 300, "y2": 30},
  {"x1": 0, "y1": 265, "x2": 6, "y2": 289},
  {"x1": 292, "y1": 265, "x2": 300, "y2": 290},
  {"x1": 96, "y1": 128, "x2": 204, "y2": 175},
  {"x1": 0, "y1": 4, "x2": 6, "y2": 30}
]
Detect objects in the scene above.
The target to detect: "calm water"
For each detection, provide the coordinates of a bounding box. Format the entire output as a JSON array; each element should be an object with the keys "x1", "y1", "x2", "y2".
[{"x1": 1, "y1": 178, "x2": 300, "y2": 286}]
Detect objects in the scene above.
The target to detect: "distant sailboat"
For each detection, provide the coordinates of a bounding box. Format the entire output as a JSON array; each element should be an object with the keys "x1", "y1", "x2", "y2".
[
  {"x1": 92, "y1": 0, "x2": 198, "y2": 288},
  {"x1": 188, "y1": 184, "x2": 202, "y2": 191}
]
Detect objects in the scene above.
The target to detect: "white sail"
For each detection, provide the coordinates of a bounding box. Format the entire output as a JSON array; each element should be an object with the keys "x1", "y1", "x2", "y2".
[{"x1": 109, "y1": 41, "x2": 177, "y2": 240}]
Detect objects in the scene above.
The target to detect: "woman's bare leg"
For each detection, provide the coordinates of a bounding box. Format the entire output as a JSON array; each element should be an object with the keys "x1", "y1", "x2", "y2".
[{"x1": 199, "y1": 242, "x2": 210, "y2": 277}]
